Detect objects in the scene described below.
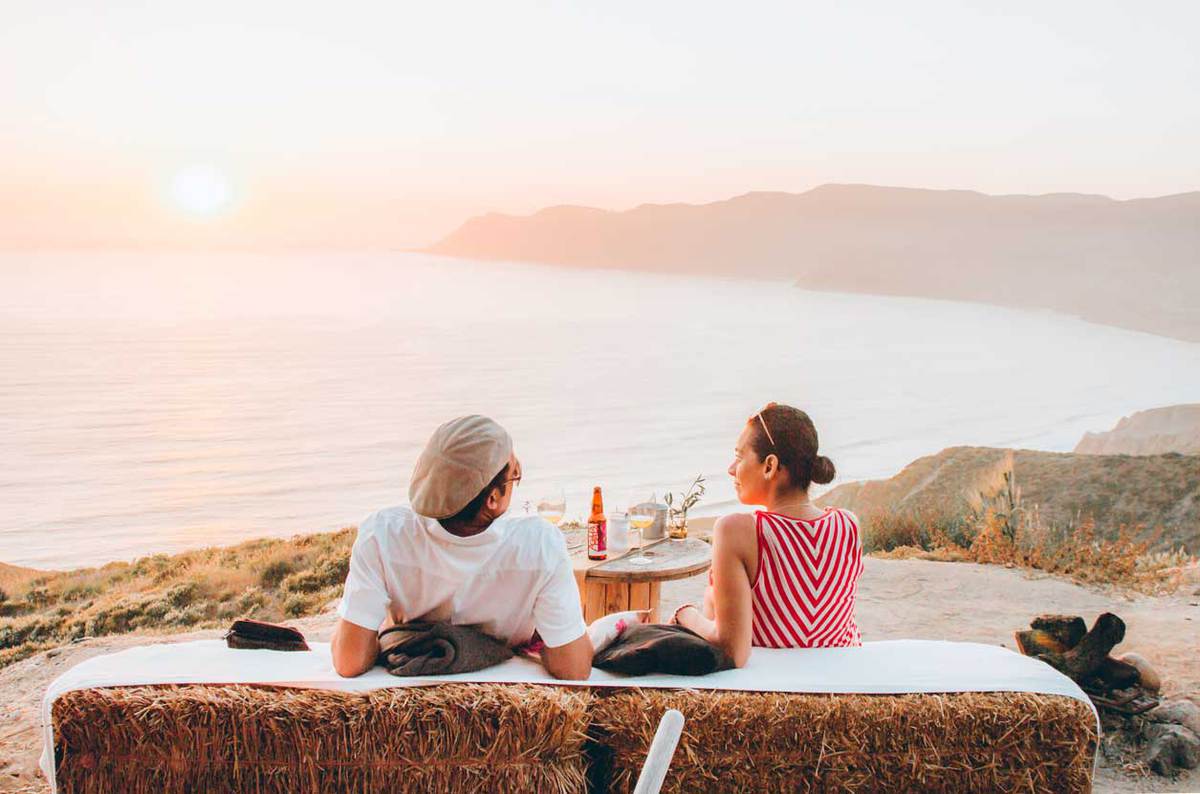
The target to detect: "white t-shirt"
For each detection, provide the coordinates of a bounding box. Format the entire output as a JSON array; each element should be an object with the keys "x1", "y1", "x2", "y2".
[{"x1": 336, "y1": 506, "x2": 587, "y2": 649}]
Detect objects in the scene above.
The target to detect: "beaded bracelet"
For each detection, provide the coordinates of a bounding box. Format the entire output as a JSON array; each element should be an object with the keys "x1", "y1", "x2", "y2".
[{"x1": 671, "y1": 603, "x2": 699, "y2": 625}]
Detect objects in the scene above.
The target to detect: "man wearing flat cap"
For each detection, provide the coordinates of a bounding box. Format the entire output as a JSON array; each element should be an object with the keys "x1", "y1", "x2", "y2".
[{"x1": 331, "y1": 415, "x2": 593, "y2": 679}]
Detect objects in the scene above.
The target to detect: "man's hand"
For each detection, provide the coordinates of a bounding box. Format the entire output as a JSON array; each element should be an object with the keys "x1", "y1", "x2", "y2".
[
  {"x1": 330, "y1": 618, "x2": 380, "y2": 677},
  {"x1": 541, "y1": 632, "x2": 594, "y2": 680}
]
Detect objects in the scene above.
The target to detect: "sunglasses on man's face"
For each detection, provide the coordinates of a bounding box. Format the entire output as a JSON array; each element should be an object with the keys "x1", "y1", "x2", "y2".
[{"x1": 504, "y1": 461, "x2": 523, "y2": 488}]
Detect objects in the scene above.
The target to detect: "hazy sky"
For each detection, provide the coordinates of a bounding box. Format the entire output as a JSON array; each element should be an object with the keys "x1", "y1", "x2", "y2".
[{"x1": 2, "y1": 1, "x2": 1198, "y2": 248}]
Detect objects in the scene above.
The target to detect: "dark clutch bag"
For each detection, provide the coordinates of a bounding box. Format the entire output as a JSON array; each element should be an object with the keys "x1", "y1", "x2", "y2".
[{"x1": 225, "y1": 619, "x2": 310, "y2": 652}]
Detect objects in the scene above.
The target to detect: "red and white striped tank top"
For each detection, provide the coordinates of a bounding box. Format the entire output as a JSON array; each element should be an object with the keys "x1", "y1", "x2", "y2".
[{"x1": 750, "y1": 507, "x2": 864, "y2": 648}]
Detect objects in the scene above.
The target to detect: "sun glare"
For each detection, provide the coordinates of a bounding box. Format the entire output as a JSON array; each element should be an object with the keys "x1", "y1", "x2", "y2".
[{"x1": 168, "y1": 165, "x2": 234, "y2": 217}]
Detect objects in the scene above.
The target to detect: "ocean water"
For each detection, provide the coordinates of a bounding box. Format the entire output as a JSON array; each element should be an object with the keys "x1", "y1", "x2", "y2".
[{"x1": 2, "y1": 251, "x2": 1198, "y2": 570}]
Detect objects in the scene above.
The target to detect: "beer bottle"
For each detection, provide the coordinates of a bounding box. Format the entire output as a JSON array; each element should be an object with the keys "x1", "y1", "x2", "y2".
[{"x1": 587, "y1": 486, "x2": 607, "y2": 560}]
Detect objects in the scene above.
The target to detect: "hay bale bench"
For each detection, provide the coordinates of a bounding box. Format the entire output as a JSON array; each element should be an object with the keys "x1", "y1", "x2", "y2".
[
  {"x1": 43, "y1": 640, "x2": 1099, "y2": 793},
  {"x1": 50, "y1": 687, "x2": 1096, "y2": 793},
  {"x1": 589, "y1": 689, "x2": 1096, "y2": 793},
  {"x1": 52, "y1": 684, "x2": 591, "y2": 794}
]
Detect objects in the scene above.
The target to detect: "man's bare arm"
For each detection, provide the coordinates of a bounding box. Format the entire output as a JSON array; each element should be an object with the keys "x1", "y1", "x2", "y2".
[
  {"x1": 330, "y1": 618, "x2": 380, "y2": 677},
  {"x1": 540, "y1": 632, "x2": 594, "y2": 680}
]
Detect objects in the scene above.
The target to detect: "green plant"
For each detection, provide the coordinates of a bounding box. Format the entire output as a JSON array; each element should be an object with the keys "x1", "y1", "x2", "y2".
[{"x1": 664, "y1": 475, "x2": 706, "y2": 531}]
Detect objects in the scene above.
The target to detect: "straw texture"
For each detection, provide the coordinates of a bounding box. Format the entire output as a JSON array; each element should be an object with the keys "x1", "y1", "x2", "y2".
[
  {"x1": 590, "y1": 689, "x2": 1096, "y2": 793},
  {"x1": 52, "y1": 683, "x2": 591, "y2": 793},
  {"x1": 52, "y1": 685, "x2": 1096, "y2": 793}
]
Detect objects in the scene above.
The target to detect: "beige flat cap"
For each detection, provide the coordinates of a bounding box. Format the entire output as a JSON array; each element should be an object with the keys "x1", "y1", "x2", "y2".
[{"x1": 409, "y1": 415, "x2": 513, "y2": 519}]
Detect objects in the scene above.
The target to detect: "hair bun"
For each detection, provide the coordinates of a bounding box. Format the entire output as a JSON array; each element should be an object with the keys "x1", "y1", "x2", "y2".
[{"x1": 811, "y1": 455, "x2": 836, "y2": 485}]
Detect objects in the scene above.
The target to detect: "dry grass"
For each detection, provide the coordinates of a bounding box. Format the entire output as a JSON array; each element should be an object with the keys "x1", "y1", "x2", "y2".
[
  {"x1": 824, "y1": 446, "x2": 1200, "y2": 554},
  {"x1": 858, "y1": 461, "x2": 1198, "y2": 592},
  {"x1": 864, "y1": 508, "x2": 1193, "y2": 593},
  {"x1": 0, "y1": 529, "x2": 355, "y2": 669}
]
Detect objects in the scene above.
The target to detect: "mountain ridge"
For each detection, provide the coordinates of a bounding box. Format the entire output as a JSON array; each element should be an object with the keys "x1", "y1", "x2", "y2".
[
  {"x1": 428, "y1": 183, "x2": 1200, "y2": 341},
  {"x1": 1075, "y1": 404, "x2": 1200, "y2": 456}
]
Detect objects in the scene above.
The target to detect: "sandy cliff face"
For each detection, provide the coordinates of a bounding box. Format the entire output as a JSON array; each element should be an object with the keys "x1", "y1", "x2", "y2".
[{"x1": 1075, "y1": 405, "x2": 1200, "y2": 456}]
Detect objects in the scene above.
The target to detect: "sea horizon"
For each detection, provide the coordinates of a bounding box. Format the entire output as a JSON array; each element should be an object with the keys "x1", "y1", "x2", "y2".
[{"x1": 3, "y1": 250, "x2": 1199, "y2": 570}]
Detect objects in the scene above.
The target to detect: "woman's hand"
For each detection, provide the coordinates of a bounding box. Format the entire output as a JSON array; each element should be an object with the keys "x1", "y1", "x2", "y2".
[{"x1": 702, "y1": 583, "x2": 716, "y2": 619}]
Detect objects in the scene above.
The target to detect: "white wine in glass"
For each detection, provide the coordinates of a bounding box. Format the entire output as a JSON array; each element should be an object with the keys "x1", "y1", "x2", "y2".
[
  {"x1": 627, "y1": 504, "x2": 656, "y2": 566},
  {"x1": 536, "y1": 487, "x2": 566, "y2": 528}
]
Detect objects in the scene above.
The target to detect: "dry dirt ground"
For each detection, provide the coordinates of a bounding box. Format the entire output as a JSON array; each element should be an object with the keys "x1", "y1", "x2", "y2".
[{"x1": 2, "y1": 557, "x2": 1197, "y2": 793}]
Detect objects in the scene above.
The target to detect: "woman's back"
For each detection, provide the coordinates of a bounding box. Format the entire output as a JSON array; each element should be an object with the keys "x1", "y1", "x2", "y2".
[{"x1": 749, "y1": 507, "x2": 863, "y2": 648}]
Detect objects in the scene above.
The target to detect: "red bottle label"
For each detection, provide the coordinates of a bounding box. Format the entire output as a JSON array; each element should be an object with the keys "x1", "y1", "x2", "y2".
[{"x1": 588, "y1": 519, "x2": 607, "y2": 558}]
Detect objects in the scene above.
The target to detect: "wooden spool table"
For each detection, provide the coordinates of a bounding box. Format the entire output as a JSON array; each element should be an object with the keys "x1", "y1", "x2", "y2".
[{"x1": 568, "y1": 534, "x2": 712, "y2": 623}]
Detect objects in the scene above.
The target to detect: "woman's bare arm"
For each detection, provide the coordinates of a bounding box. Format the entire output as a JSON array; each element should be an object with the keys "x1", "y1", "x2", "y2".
[{"x1": 674, "y1": 514, "x2": 755, "y2": 667}]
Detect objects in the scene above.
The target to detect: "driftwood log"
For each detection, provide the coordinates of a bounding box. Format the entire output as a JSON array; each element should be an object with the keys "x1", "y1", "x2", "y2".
[
  {"x1": 1096, "y1": 657, "x2": 1141, "y2": 690},
  {"x1": 1015, "y1": 630, "x2": 1070, "y2": 657},
  {"x1": 1016, "y1": 612, "x2": 1160, "y2": 717},
  {"x1": 1030, "y1": 615, "x2": 1087, "y2": 648},
  {"x1": 1036, "y1": 613, "x2": 1125, "y2": 681},
  {"x1": 1015, "y1": 615, "x2": 1089, "y2": 657}
]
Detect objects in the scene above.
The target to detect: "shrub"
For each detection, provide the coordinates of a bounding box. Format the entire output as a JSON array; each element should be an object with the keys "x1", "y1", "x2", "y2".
[
  {"x1": 164, "y1": 604, "x2": 207, "y2": 627},
  {"x1": 23, "y1": 586, "x2": 53, "y2": 608},
  {"x1": 141, "y1": 601, "x2": 170, "y2": 621},
  {"x1": 237, "y1": 587, "x2": 267, "y2": 614},
  {"x1": 129, "y1": 554, "x2": 171, "y2": 579},
  {"x1": 283, "y1": 594, "x2": 312, "y2": 618},
  {"x1": 259, "y1": 559, "x2": 296, "y2": 589},
  {"x1": 61, "y1": 584, "x2": 102, "y2": 602},
  {"x1": 165, "y1": 582, "x2": 198, "y2": 609},
  {"x1": 282, "y1": 553, "x2": 349, "y2": 594},
  {"x1": 85, "y1": 599, "x2": 152, "y2": 637}
]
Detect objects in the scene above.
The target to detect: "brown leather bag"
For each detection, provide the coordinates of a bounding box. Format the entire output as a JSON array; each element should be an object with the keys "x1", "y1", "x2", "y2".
[{"x1": 224, "y1": 619, "x2": 310, "y2": 652}]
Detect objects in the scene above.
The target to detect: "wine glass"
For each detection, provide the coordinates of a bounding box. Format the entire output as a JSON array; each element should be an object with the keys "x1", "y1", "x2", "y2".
[
  {"x1": 627, "y1": 503, "x2": 656, "y2": 566},
  {"x1": 536, "y1": 487, "x2": 566, "y2": 528}
]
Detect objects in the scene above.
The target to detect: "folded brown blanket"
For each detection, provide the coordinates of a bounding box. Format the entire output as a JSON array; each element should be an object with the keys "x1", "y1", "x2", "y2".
[
  {"x1": 377, "y1": 622, "x2": 513, "y2": 676},
  {"x1": 592, "y1": 623, "x2": 734, "y2": 676},
  {"x1": 224, "y1": 619, "x2": 309, "y2": 652}
]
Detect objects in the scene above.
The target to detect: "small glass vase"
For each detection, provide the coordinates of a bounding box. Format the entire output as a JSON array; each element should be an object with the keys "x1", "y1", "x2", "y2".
[{"x1": 668, "y1": 521, "x2": 688, "y2": 540}]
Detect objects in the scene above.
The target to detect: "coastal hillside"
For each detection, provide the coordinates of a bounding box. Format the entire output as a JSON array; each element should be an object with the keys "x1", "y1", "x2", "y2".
[
  {"x1": 1076, "y1": 404, "x2": 1200, "y2": 456},
  {"x1": 0, "y1": 529, "x2": 354, "y2": 670},
  {"x1": 819, "y1": 446, "x2": 1200, "y2": 553},
  {"x1": 0, "y1": 562, "x2": 41, "y2": 594},
  {"x1": 428, "y1": 184, "x2": 1200, "y2": 342}
]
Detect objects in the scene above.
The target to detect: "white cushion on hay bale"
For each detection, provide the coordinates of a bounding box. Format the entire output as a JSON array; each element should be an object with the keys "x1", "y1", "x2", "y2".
[{"x1": 41, "y1": 639, "x2": 1096, "y2": 787}]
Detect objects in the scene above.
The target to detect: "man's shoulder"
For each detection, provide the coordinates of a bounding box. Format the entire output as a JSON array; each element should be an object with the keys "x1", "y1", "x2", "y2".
[
  {"x1": 495, "y1": 514, "x2": 571, "y2": 561},
  {"x1": 358, "y1": 505, "x2": 426, "y2": 538}
]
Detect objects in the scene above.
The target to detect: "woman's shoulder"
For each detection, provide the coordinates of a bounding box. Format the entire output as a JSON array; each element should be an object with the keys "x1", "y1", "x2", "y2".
[
  {"x1": 712, "y1": 513, "x2": 759, "y2": 558},
  {"x1": 713, "y1": 512, "x2": 759, "y2": 536}
]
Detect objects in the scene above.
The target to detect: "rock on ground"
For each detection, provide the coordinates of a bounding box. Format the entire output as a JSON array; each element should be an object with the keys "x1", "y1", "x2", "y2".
[
  {"x1": 1145, "y1": 723, "x2": 1200, "y2": 776},
  {"x1": 1148, "y1": 699, "x2": 1200, "y2": 737}
]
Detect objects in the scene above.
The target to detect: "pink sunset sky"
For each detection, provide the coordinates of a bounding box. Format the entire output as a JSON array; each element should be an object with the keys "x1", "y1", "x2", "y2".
[{"x1": 1, "y1": 1, "x2": 1197, "y2": 250}]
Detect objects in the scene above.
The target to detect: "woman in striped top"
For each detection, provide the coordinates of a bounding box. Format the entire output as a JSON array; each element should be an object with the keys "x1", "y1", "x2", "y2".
[{"x1": 673, "y1": 403, "x2": 863, "y2": 667}]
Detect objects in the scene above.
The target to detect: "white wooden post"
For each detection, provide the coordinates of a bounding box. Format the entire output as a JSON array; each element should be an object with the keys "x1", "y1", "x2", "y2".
[{"x1": 632, "y1": 708, "x2": 685, "y2": 794}]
